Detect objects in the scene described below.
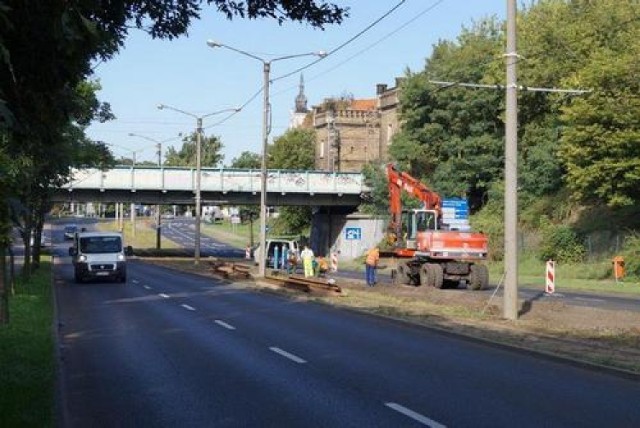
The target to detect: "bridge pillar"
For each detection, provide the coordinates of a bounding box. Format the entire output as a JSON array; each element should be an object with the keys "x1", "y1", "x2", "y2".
[{"x1": 309, "y1": 208, "x2": 348, "y2": 257}]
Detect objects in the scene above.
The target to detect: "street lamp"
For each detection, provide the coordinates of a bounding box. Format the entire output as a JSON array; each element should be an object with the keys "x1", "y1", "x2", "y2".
[
  {"x1": 206, "y1": 40, "x2": 327, "y2": 277},
  {"x1": 128, "y1": 133, "x2": 181, "y2": 250},
  {"x1": 156, "y1": 104, "x2": 241, "y2": 264}
]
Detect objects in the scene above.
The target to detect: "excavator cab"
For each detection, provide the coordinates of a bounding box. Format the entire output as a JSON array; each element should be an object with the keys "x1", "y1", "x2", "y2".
[{"x1": 400, "y1": 209, "x2": 439, "y2": 251}]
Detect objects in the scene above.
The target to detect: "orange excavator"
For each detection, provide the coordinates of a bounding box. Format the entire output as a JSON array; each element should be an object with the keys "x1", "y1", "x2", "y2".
[{"x1": 386, "y1": 163, "x2": 489, "y2": 290}]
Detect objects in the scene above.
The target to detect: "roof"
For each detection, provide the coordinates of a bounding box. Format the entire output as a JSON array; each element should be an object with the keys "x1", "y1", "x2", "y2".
[
  {"x1": 349, "y1": 99, "x2": 377, "y2": 111},
  {"x1": 77, "y1": 231, "x2": 123, "y2": 238}
]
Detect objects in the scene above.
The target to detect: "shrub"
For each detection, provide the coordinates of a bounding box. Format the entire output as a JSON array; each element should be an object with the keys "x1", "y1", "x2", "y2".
[
  {"x1": 619, "y1": 233, "x2": 640, "y2": 278},
  {"x1": 538, "y1": 216, "x2": 586, "y2": 263}
]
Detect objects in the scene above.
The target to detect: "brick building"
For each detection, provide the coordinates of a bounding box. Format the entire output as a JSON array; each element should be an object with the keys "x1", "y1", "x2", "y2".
[{"x1": 310, "y1": 79, "x2": 402, "y2": 172}]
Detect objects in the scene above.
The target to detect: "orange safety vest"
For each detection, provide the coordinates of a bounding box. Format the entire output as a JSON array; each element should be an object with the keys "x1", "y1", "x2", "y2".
[{"x1": 365, "y1": 248, "x2": 380, "y2": 266}]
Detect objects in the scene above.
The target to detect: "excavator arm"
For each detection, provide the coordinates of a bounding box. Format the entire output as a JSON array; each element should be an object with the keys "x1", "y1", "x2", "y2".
[{"x1": 386, "y1": 163, "x2": 442, "y2": 239}]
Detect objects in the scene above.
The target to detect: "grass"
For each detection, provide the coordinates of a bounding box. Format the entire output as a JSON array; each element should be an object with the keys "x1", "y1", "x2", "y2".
[
  {"x1": 96, "y1": 218, "x2": 180, "y2": 250},
  {"x1": 487, "y1": 255, "x2": 640, "y2": 295},
  {"x1": 0, "y1": 256, "x2": 54, "y2": 427},
  {"x1": 200, "y1": 220, "x2": 259, "y2": 249}
]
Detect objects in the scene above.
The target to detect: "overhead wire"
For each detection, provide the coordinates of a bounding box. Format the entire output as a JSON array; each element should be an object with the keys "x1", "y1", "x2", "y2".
[{"x1": 200, "y1": 0, "x2": 411, "y2": 131}]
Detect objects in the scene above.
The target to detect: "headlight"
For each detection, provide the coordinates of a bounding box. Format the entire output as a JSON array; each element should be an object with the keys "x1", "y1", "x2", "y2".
[
  {"x1": 117, "y1": 254, "x2": 125, "y2": 261},
  {"x1": 78, "y1": 255, "x2": 87, "y2": 262}
]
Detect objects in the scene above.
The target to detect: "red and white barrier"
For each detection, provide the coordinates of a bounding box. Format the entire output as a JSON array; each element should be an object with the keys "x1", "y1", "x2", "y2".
[
  {"x1": 545, "y1": 260, "x2": 555, "y2": 294},
  {"x1": 330, "y1": 252, "x2": 338, "y2": 272}
]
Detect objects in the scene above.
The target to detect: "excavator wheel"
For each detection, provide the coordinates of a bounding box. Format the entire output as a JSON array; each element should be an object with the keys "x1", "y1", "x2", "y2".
[
  {"x1": 396, "y1": 262, "x2": 413, "y2": 285},
  {"x1": 468, "y1": 264, "x2": 489, "y2": 290},
  {"x1": 420, "y1": 263, "x2": 443, "y2": 288},
  {"x1": 429, "y1": 264, "x2": 444, "y2": 289}
]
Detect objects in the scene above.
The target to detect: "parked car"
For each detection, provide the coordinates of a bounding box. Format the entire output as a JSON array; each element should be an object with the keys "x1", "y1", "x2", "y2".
[{"x1": 64, "y1": 224, "x2": 78, "y2": 240}]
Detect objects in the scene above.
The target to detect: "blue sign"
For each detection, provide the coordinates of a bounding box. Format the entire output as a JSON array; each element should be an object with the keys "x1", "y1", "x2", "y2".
[
  {"x1": 345, "y1": 227, "x2": 362, "y2": 240},
  {"x1": 442, "y1": 199, "x2": 469, "y2": 220}
]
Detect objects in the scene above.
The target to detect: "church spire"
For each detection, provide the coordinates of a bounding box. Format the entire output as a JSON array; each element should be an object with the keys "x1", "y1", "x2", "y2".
[{"x1": 295, "y1": 74, "x2": 308, "y2": 113}]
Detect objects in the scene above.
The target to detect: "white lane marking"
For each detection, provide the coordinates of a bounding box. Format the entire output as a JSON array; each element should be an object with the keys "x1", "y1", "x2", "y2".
[
  {"x1": 132, "y1": 279, "x2": 139, "y2": 284},
  {"x1": 385, "y1": 403, "x2": 446, "y2": 428},
  {"x1": 181, "y1": 304, "x2": 196, "y2": 311},
  {"x1": 269, "y1": 347, "x2": 306, "y2": 364},
  {"x1": 214, "y1": 320, "x2": 236, "y2": 330},
  {"x1": 159, "y1": 293, "x2": 170, "y2": 299},
  {"x1": 574, "y1": 297, "x2": 605, "y2": 303},
  {"x1": 143, "y1": 285, "x2": 152, "y2": 290}
]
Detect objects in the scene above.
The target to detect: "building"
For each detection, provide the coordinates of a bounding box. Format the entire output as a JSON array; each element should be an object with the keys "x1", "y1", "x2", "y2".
[{"x1": 310, "y1": 78, "x2": 403, "y2": 172}]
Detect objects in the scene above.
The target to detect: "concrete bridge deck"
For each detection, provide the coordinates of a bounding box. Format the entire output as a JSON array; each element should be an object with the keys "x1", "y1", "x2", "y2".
[{"x1": 52, "y1": 166, "x2": 369, "y2": 207}]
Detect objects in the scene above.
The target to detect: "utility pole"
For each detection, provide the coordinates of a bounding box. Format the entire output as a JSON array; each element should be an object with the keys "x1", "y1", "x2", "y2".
[
  {"x1": 504, "y1": 0, "x2": 519, "y2": 320},
  {"x1": 156, "y1": 143, "x2": 162, "y2": 250}
]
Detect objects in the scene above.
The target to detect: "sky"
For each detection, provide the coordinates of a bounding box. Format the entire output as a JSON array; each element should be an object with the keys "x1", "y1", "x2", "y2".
[{"x1": 87, "y1": 0, "x2": 506, "y2": 165}]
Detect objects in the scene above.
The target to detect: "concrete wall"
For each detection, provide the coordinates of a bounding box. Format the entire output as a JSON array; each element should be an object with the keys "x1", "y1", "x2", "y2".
[{"x1": 310, "y1": 212, "x2": 386, "y2": 260}]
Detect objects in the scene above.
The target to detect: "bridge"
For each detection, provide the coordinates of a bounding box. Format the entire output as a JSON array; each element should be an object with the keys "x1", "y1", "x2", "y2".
[{"x1": 51, "y1": 166, "x2": 369, "y2": 208}]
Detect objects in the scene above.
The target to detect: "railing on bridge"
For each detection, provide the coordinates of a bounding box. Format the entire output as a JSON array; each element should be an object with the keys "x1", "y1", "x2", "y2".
[{"x1": 63, "y1": 166, "x2": 367, "y2": 195}]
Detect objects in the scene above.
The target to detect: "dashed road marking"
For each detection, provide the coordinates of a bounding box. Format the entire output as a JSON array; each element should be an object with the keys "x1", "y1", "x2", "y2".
[
  {"x1": 143, "y1": 285, "x2": 152, "y2": 290},
  {"x1": 385, "y1": 402, "x2": 446, "y2": 427},
  {"x1": 214, "y1": 320, "x2": 236, "y2": 330},
  {"x1": 132, "y1": 279, "x2": 139, "y2": 284},
  {"x1": 159, "y1": 293, "x2": 170, "y2": 299},
  {"x1": 269, "y1": 347, "x2": 306, "y2": 364},
  {"x1": 181, "y1": 304, "x2": 196, "y2": 311}
]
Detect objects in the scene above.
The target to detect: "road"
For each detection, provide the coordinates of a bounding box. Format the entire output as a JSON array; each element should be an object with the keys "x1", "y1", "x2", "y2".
[
  {"x1": 161, "y1": 218, "x2": 244, "y2": 258},
  {"x1": 54, "y1": 255, "x2": 640, "y2": 427}
]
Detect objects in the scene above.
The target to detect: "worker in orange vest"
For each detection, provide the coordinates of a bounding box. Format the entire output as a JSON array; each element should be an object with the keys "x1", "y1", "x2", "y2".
[{"x1": 365, "y1": 246, "x2": 380, "y2": 287}]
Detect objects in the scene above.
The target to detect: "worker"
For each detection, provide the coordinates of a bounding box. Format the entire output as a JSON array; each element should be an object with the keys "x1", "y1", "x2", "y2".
[
  {"x1": 365, "y1": 246, "x2": 380, "y2": 287},
  {"x1": 314, "y1": 257, "x2": 329, "y2": 277},
  {"x1": 300, "y1": 245, "x2": 315, "y2": 278}
]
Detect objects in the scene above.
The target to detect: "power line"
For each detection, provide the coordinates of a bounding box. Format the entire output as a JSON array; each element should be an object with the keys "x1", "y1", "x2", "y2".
[
  {"x1": 270, "y1": 0, "x2": 446, "y2": 99},
  {"x1": 427, "y1": 80, "x2": 591, "y2": 94},
  {"x1": 272, "y1": 0, "x2": 409, "y2": 83}
]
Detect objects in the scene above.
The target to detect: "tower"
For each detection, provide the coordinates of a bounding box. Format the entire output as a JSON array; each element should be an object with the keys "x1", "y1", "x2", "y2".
[{"x1": 289, "y1": 74, "x2": 309, "y2": 128}]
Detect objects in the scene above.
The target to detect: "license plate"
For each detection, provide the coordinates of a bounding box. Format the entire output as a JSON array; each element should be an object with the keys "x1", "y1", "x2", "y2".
[{"x1": 96, "y1": 272, "x2": 109, "y2": 276}]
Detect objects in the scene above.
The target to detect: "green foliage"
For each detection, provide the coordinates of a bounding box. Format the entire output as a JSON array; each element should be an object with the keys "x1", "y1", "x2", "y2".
[
  {"x1": 268, "y1": 128, "x2": 315, "y2": 170},
  {"x1": 359, "y1": 162, "x2": 390, "y2": 216},
  {"x1": 619, "y1": 233, "x2": 640, "y2": 278},
  {"x1": 391, "y1": 18, "x2": 504, "y2": 211},
  {"x1": 228, "y1": 151, "x2": 261, "y2": 169},
  {"x1": 267, "y1": 128, "x2": 317, "y2": 234},
  {"x1": 0, "y1": 259, "x2": 54, "y2": 427},
  {"x1": 470, "y1": 182, "x2": 504, "y2": 261},
  {"x1": 165, "y1": 132, "x2": 224, "y2": 167},
  {"x1": 538, "y1": 216, "x2": 586, "y2": 263}
]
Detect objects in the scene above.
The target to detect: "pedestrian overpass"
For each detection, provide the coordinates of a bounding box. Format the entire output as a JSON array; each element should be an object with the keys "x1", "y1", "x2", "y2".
[{"x1": 51, "y1": 166, "x2": 369, "y2": 208}]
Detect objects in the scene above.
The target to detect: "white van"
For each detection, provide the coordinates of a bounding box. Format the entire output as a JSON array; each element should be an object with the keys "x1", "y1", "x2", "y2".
[
  {"x1": 253, "y1": 238, "x2": 300, "y2": 267},
  {"x1": 69, "y1": 231, "x2": 132, "y2": 283}
]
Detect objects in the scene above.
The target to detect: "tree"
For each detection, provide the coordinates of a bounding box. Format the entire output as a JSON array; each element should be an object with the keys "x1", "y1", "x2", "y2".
[
  {"x1": 228, "y1": 151, "x2": 262, "y2": 246},
  {"x1": 164, "y1": 132, "x2": 224, "y2": 167},
  {"x1": 228, "y1": 151, "x2": 261, "y2": 169},
  {"x1": 0, "y1": 0, "x2": 347, "y2": 322},
  {"x1": 268, "y1": 128, "x2": 316, "y2": 235},
  {"x1": 390, "y1": 18, "x2": 504, "y2": 211}
]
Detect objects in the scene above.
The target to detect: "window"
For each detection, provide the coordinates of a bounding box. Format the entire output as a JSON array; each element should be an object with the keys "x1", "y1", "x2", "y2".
[{"x1": 80, "y1": 236, "x2": 122, "y2": 254}]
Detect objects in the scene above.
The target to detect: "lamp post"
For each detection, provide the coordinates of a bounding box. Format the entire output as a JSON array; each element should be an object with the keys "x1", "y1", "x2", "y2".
[
  {"x1": 207, "y1": 40, "x2": 326, "y2": 277},
  {"x1": 128, "y1": 133, "x2": 179, "y2": 250},
  {"x1": 156, "y1": 104, "x2": 240, "y2": 264}
]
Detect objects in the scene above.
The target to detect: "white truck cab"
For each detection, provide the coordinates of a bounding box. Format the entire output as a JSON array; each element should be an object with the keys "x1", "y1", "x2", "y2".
[{"x1": 69, "y1": 231, "x2": 132, "y2": 283}]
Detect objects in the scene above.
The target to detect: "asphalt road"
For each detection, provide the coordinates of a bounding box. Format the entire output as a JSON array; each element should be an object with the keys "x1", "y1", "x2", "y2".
[
  {"x1": 161, "y1": 218, "x2": 245, "y2": 258},
  {"x1": 54, "y1": 256, "x2": 640, "y2": 427}
]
